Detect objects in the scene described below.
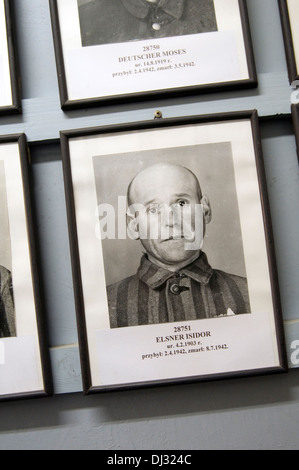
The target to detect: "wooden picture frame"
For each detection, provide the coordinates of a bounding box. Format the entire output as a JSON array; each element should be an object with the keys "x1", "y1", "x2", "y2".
[
  {"x1": 60, "y1": 110, "x2": 287, "y2": 394},
  {"x1": 278, "y1": 0, "x2": 299, "y2": 84},
  {"x1": 0, "y1": 134, "x2": 52, "y2": 401},
  {"x1": 50, "y1": 0, "x2": 257, "y2": 109}
]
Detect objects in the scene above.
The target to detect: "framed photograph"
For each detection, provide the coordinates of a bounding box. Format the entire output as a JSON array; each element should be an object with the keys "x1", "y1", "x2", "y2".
[
  {"x1": 50, "y1": 0, "x2": 257, "y2": 109},
  {"x1": 0, "y1": 134, "x2": 52, "y2": 401},
  {"x1": 61, "y1": 110, "x2": 287, "y2": 394},
  {"x1": 0, "y1": 0, "x2": 21, "y2": 114},
  {"x1": 278, "y1": 0, "x2": 299, "y2": 84}
]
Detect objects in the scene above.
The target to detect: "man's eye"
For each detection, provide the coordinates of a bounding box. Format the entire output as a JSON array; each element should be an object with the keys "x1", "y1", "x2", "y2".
[
  {"x1": 177, "y1": 200, "x2": 186, "y2": 207},
  {"x1": 148, "y1": 206, "x2": 158, "y2": 214}
]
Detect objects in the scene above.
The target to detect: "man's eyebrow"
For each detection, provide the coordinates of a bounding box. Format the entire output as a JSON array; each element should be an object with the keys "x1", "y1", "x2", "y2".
[
  {"x1": 173, "y1": 193, "x2": 192, "y2": 199},
  {"x1": 143, "y1": 199, "x2": 159, "y2": 207},
  {"x1": 140, "y1": 194, "x2": 193, "y2": 207}
]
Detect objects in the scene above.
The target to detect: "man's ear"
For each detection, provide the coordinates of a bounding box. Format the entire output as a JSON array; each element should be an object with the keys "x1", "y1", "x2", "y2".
[
  {"x1": 126, "y1": 212, "x2": 140, "y2": 240},
  {"x1": 200, "y1": 194, "x2": 212, "y2": 224}
]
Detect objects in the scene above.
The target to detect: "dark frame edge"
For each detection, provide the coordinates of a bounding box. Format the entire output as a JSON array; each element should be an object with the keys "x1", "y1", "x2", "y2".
[
  {"x1": 239, "y1": 0, "x2": 258, "y2": 86},
  {"x1": 278, "y1": 0, "x2": 299, "y2": 84},
  {"x1": 250, "y1": 111, "x2": 288, "y2": 373},
  {"x1": 60, "y1": 76, "x2": 259, "y2": 111},
  {"x1": 49, "y1": 0, "x2": 69, "y2": 110},
  {"x1": 86, "y1": 363, "x2": 288, "y2": 396},
  {"x1": 19, "y1": 134, "x2": 54, "y2": 398},
  {"x1": 59, "y1": 109, "x2": 257, "y2": 140},
  {"x1": 59, "y1": 130, "x2": 93, "y2": 394}
]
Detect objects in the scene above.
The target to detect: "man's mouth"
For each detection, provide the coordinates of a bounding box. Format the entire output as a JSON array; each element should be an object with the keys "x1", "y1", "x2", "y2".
[
  {"x1": 159, "y1": 229, "x2": 196, "y2": 243},
  {"x1": 161, "y1": 235, "x2": 185, "y2": 242}
]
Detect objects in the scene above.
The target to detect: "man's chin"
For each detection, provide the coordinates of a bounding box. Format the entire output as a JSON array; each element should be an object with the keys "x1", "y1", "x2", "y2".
[
  {"x1": 156, "y1": 250, "x2": 199, "y2": 266},
  {"x1": 141, "y1": 240, "x2": 200, "y2": 270}
]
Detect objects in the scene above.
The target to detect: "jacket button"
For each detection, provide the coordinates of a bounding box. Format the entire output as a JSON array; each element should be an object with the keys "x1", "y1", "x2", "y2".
[
  {"x1": 152, "y1": 23, "x2": 161, "y2": 30},
  {"x1": 170, "y1": 284, "x2": 180, "y2": 295}
]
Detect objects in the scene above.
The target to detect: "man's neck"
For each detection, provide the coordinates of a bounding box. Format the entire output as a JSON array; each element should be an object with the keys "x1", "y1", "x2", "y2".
[{"x1": 147, "y1": 252, "x2": 200, "y2": 273}]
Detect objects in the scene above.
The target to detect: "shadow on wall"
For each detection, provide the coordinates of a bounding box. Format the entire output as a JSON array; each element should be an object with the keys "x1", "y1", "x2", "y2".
[{"x1": 0, "y1": 368, "x2": 297, "y2": 433}]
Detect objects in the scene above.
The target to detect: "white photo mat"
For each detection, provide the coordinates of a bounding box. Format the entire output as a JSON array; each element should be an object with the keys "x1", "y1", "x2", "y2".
[
  {"x1": 62, "y1": 113, "x2": 287, "y2": 392},
  {"x1": 52, "y1": 0, "x2": 256, "y2": 105}
]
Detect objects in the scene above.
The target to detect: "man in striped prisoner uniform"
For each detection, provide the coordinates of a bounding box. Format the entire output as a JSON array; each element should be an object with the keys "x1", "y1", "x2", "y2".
[
  {"x1": 0, "y1": 265, "x2": 15, "y2": 338},
  {"x1": 78, "y1": 0, "x2": 218, "y2": 47},
  {"x1": 107, "y1": 163, "x2": 250, "y2": 328}
]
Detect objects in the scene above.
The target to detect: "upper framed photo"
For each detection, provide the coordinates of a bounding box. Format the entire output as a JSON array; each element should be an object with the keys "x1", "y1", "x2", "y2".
[
  {"x1": 61, "y1": 110, "x2": 287, "y2": 394},
  {"x1": 0, "y1": 0, "x2": 21, "y2": 114},
  {"x1": 0, "y1": 134, "x2": 52, "y2": 401},
  {"x1": 50, "y1": 0, "x2": 257, "y2": 109},
  {"x1": 279, "y1": 0, "x2": 299, "y2": 84}
]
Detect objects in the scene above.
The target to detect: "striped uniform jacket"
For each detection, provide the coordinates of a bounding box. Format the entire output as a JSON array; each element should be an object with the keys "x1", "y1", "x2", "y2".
[
  {"x1": 0, "y1": 265, "x2": 15, "y2": 338},
  {"x1": 107, "y1": 252, "x2": 251, "y2": 328},
  {"x1": 78, "y1": 0, "x2": 217, "y2": 47}
]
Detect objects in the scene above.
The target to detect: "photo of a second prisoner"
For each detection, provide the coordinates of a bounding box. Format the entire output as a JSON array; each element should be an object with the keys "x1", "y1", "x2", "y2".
[
  {"x1": 0, "y1": 161, "x2": 15, "y2": 338},
  {"x1": 77, "y1": 0, "x2": 218, "y2": 47}
]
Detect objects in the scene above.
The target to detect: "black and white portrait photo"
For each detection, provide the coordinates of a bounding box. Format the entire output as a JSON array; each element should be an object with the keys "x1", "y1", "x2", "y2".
[
  {"x1": 77, "y1": 0, "x2": 218, "y2": 46},
  {"x1": 0, "y1": 161, "x2": 15, "y2": 339},
  {"x1": 93, "y1": 143, "x2": 251, "y2": 329},
  {"x1": 0, "y1": 266, "x2": 15, "y2": 338}
]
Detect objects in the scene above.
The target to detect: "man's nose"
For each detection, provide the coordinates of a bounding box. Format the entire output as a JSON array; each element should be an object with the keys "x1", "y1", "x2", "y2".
[{"x1": 161, "y1": 205, "x2": 180, "y2": 227}]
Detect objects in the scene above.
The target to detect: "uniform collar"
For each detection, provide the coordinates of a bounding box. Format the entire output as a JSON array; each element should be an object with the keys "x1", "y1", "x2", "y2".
[
  {"x1": 137, "y1": 251, "x2": 213, "y2": 290},
  {"x1": 121, "y1": 0, "x2": 185, "y2": 20}
]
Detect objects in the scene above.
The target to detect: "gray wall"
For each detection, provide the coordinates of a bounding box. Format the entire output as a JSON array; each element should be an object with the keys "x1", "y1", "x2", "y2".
[{"x1": 0, "y1": 0, "x2": 298, "y2": 450}]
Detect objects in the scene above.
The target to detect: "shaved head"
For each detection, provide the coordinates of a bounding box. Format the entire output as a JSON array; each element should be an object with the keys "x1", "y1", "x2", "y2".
[{"x1": 127, "y1": 162, "x2": 203, "y2": 207}]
